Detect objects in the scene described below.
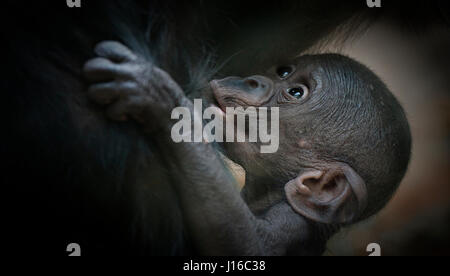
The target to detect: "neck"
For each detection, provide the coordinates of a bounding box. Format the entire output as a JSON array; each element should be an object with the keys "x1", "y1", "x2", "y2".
[
  {"x1": 294, "y1": 221, "x2": 339, "y2": 256},
  {"x1": 243, "y1": 172, "x2": 339, "y2": 256},
  {"x1": 241, "y1": 172, "x2": 284, "y2": 214}
]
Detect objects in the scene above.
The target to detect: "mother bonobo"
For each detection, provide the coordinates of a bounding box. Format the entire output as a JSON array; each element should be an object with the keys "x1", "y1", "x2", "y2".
[{"x1": 84, "y1": 41, "x2": 412, "y2": 255}]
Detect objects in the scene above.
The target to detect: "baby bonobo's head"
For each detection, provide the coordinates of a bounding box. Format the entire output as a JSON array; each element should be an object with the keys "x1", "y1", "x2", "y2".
[{"x1": 210, "y1": 54, "x2": 411, "y2": 225}]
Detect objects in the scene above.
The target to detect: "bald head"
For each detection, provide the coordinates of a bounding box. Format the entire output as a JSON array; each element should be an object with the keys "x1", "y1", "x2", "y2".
[
  {"x1": 213, "y1": 53, "x2": 411, "y2": 224},
  {"x1": 309, "y1": 54, "x2": 412, "y2": 219}
]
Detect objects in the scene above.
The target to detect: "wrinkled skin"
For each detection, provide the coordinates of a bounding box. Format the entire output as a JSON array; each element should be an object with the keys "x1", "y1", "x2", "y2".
[{"x1": 84, "y1": 41, "x2": 374, "y2": 255}]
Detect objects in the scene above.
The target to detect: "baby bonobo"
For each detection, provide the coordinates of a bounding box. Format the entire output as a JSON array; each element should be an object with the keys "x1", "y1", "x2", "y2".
[{"x1": 83, "y1": 41, "x2": 411, "y2": 255}]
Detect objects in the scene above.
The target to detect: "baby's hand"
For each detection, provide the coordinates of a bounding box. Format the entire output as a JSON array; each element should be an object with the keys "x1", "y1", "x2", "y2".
[{"x1": 83, "y1": 41, "x2": 187, "y2": 130}]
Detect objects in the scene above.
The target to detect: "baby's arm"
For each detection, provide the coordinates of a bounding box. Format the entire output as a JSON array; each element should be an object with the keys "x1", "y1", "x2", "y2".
[{"x1": 83, "y1": 41, "x2": 307, "y2": 255}]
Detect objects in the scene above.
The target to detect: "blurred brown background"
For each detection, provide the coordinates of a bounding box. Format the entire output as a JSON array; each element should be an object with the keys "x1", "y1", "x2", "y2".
[{"x1": 326, "y1": 19, "x2": 450, "y2": 256}]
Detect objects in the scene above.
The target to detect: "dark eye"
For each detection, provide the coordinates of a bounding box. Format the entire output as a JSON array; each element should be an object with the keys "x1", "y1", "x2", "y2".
[
  {"x1": 276, "y1": 66, "x2": 293, "y2": 79},
  {"x1": 287, "y1": 84, "x2": 309, "y2": 99}
]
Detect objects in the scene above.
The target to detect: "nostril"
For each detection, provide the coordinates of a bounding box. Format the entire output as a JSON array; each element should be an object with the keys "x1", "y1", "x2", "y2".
[{"x1": 245, "y1": 78, "x2": 259, "y2": 89}]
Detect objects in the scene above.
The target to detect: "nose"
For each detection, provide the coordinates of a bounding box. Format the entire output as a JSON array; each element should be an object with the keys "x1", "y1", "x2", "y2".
[
  {"x1": 245, "y1": 77, "x2": 258, "y2": 88},
  {"x1": 211, "y1": 75, "x2": 273, "y2": 106},
  {"x1": 243, "y1": 75, "x2": 270, "y2": 96}
]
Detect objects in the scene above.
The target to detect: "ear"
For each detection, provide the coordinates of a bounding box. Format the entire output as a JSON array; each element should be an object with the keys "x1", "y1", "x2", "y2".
[{"x1": 284, "y1": 163, "x2": 368, "y2": 224}]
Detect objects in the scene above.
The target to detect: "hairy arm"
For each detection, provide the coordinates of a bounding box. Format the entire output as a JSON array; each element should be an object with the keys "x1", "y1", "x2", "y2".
[{"x1": 83, "y1": 41, "x2": 307, "y2": 255}]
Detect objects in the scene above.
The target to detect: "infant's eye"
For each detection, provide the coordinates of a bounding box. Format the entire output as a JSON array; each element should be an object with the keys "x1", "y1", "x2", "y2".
[
  {"x1": 287, "y1": 85, "x2": 309, "y2": 99},
  {"x1": 276, "y1": 66, "x2": 293, "y2": 79}
]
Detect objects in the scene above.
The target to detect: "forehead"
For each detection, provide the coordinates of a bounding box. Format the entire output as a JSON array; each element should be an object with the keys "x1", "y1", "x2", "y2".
[
  {"x1": 292, "y1": 55, "x2": 321, "y2": 66},
  {"x1": 291, "y1": 55, "x2": 324, "y2": 74}
]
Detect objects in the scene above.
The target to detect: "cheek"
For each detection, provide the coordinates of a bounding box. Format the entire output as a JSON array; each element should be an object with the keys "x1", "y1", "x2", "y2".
[{"x1": 279, "y1": 121, "x2": 311, "y2": 150}]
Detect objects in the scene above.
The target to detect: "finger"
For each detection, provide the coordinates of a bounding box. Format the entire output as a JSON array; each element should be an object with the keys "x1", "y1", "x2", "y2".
[
  {"x1": 94, "y1": 41, "x2": 137, "y2": 63},
  {"x1": 105, "y1": 97, "x2": 141, "y2": 122},
  {"x1": 84, "y1": 58, "x2": 138, "y2": 82},
  {"x1": 88, "y1": 81, "x2": 141, "y2": 105},
  {"x1": 83, "y1": 57, "x2": 123, "y2": 82},
  {"x1": 126, "y1": 96, "x2": 149, "y2": 122},
  {"x1": 87, "y1": 82, "x2": 122, "y2": 105},
  {"x1": 150, "y1": 66, "x2": 184, "y2": 96}
]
